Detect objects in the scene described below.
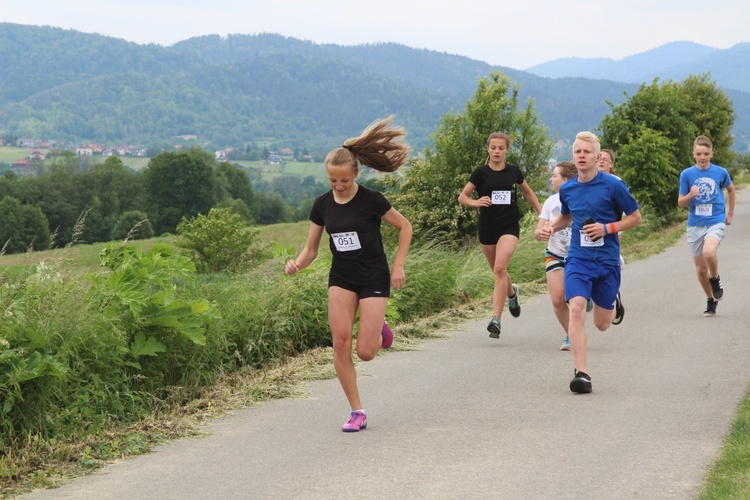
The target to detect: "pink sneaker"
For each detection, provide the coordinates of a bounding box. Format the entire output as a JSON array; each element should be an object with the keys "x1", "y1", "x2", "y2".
[
  {"x1": 381, "y1": 320, "x2": 393, "y2": 349},
  {"x1": 342, "y1": 411, "x2": 367, "y2": 432}
]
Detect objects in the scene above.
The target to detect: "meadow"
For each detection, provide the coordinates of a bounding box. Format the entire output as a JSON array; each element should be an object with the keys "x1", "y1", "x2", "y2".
[
  {"x1": 0, "y1": 147, "x2": 150, "y2": 171},
  {"x1": 0, "y1": 147, "x2": 31, "y2": 164},
  {"x1": 234, "y1": 159, "x2": 329, "y2": 184}
]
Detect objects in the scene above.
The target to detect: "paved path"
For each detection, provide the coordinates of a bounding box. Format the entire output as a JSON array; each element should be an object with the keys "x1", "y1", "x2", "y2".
[{"x1": 23, "y1": 191, "x2": 750, "y2": 499}]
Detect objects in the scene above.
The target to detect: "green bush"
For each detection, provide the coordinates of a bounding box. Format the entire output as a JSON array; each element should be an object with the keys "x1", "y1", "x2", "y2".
[
  {"x1": 0, "y1": 197, "x2": 51, "y2": 254},
  {"x1": 391, "y1": 246, "x2": 462, "y2": 321},
  {"x1": 194, "y1": 257, "x2": 331, "y2": 371},
  {"x1": 111, "y1": 211, "x2": 155, "y2": 241},
  {"x1": 176, "y1": 208, "x2": 261, "y2": 273}
]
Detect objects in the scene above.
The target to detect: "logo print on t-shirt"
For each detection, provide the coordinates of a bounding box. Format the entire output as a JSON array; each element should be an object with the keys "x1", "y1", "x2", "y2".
[{"x1": 695, "y1": 177, "x2": 717, "y2": 203}]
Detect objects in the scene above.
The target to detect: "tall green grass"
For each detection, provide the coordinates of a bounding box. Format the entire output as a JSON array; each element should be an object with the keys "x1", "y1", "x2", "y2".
[
  {"x1": 699, "y1": 393, "x2": 750, "y2": 499},
  {"x1": 0, "y1": 226, "x2": 499, "y2": 491}
]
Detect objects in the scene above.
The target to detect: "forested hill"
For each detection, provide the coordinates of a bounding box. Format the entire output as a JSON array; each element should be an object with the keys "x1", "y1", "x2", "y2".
[{"x1": 1, "y1": 23, "x2": 749, "y2": 152}]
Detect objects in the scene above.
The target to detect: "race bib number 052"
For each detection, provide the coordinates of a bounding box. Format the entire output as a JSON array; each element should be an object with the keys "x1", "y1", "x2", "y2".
[{"x1": 491, "y1": 190, "x2": 511, "y2": 205}]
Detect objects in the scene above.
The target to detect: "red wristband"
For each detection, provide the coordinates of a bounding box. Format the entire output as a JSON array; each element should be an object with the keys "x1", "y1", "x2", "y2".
[{"x1": 608, "y1": 223, "x2": 617, "y2": 234}]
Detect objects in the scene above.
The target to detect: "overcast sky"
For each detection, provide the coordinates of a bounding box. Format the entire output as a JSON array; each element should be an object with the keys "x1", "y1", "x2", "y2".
[{"x1": 5, "y1": 0, "x2": 749, "y2": 70}]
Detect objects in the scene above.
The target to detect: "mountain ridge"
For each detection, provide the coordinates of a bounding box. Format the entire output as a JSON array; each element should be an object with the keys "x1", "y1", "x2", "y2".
[
  {"x1": 1, "y1": 24, "x2": 747, "y2": 152},
  {"x1": 525, "y1": 41, "x2": 749, "y2": 92}
]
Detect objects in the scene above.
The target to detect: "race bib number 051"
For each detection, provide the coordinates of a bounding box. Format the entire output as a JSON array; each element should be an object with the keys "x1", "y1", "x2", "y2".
[{"x1": 332, "y1": 231, "x2": 362, "y2": 252}]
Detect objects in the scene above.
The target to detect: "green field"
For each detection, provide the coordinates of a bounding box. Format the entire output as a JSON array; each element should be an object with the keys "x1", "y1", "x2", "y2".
[
  {"x1": 0, "y1": 146, "x2": 31, "y2": 163},
  {"x1": 1, "y1": 145, "x2": 398, "y2": 187},
  {"x1": 235, "y1": 159, "x2": 328, "y2": 183},
  {"x1": 0, "y1": 223, "x2": 312, "y2": 274},
  {"x1": 119, "y1": 157, "x2": 151, "y2": 170},
  {"x1": 239, "y1": 160, "x2": 394, "y2": 185},
  {"x1": 0, "y1": 146, "x2": 150, "y2": 171}
]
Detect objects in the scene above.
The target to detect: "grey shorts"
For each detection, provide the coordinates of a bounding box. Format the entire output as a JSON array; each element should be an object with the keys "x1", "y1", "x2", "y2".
[{"x1": 686, "y1": 223, "x2": 726, "y2": 257}]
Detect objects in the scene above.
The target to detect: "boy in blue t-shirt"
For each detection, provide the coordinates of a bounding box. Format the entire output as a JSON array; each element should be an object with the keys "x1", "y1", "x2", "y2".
[
  {"x1": 678, "y1": 135, "x2": 735, "y2": 317},
  {"x1": 543, "y1": 132, "x2": 642, "y2": 394}
]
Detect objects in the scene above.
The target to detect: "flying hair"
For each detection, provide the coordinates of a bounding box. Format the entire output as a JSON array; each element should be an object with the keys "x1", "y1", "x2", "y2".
[{"x1": 328, "y1": 116, "x2": 410, "y2": 173}]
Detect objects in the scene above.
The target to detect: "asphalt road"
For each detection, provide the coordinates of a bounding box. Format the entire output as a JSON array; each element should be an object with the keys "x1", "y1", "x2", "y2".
[{"x1": 22, "y1": 191, "x2": 750, "y2": 500}]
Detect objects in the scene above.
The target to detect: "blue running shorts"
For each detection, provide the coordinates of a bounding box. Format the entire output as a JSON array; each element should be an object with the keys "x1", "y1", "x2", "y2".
[{"x1": 564, "y1": 257, "x2": 620, "y2": 310}]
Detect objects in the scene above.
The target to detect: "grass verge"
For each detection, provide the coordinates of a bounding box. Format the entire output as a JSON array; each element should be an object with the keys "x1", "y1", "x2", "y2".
[{"x1": 699, "y1": 392, "x2": 750, "y2": 498}]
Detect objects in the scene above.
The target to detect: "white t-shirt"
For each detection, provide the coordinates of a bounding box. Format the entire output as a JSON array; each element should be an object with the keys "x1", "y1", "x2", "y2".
[{"x1": 540, "y1": 193, "x2": 571, "y2": 257}]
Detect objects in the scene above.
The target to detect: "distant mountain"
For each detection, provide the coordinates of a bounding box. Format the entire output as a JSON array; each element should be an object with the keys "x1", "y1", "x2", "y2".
[
  {"x1": 526, "y1": 41, "x2": 750, "y2": 93},
  {"x1": 167, "y1": 33, "x2": 640, "y2": 145},
  {"x1": 0, "y1": 24, "x2": 748, "y2": 153}
]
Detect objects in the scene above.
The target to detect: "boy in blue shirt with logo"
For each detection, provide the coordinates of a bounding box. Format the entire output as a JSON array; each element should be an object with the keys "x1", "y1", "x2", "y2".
[{"x1": 678, "y1": 135, "x2": 735, "y2": 317}]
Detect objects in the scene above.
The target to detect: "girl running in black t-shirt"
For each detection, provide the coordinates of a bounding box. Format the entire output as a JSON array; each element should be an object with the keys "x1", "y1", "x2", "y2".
[
  {"x1": 458, "y1": 132, "x2": 542, "y2": 338},
  {"x1": 285, "y1": 116, "x2": 412, "y2": 432}
]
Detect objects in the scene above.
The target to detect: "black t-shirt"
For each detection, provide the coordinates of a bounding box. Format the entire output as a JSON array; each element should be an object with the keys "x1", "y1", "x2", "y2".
[
  {"x1": 468, "y1": 163, "x2": 526, "y2": 231},
  {"x1": 309, "y1": 185, "x2": 392, "y2": 284}
]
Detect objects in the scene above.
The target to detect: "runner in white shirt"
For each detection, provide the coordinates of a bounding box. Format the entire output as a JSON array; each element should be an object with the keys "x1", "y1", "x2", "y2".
[{"x1": 535, "y1": 161, "x2": 578, "y2": 350}]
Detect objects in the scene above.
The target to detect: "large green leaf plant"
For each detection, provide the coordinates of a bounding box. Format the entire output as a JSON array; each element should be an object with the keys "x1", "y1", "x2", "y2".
[{"x1": 91, "y1": 242, "x2": 220, "y2": 378}]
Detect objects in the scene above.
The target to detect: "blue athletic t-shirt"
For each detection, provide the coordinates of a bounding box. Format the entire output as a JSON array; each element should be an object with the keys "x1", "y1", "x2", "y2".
[
  {"x1": 559, "y1": 171, "x2": 639, "y2": 266},
  {"x1": 678, "y1": 163, "x2": 732, "y2": 227}
]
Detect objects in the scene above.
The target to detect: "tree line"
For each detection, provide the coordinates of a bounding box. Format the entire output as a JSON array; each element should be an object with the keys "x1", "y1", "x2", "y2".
[{"x1": 0, "y1": 149, "x2": 332, "y2": 254}]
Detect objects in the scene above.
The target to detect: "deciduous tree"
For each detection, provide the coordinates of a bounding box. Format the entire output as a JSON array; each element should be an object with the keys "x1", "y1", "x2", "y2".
[
  {"x1": 390, "y1": 71, "x2": 551, "y2": 246},
  {"x1": 599, "y1": 73, "x2": 735, "y2": 222},
  {"x1": 0, "y1": 196, "x2": 51, "y2": 253},
  {"x1": 144, "y1": 148, "x2": 216, "y2": 235}
]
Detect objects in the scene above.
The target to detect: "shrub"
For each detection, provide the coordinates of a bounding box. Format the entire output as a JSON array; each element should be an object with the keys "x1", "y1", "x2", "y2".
[
  {"x1": 111, "y1": 211, "x2": 155, "y2": 241},
  {"x1": 89, "y1": 242, "x2": 221, "y2": 394},
  {"x1": 0, "y1": 197, "x2": 51, "y2": 254},
  {"x1": 176, "y1": 208, "x2": 261, "y2": 273}
]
